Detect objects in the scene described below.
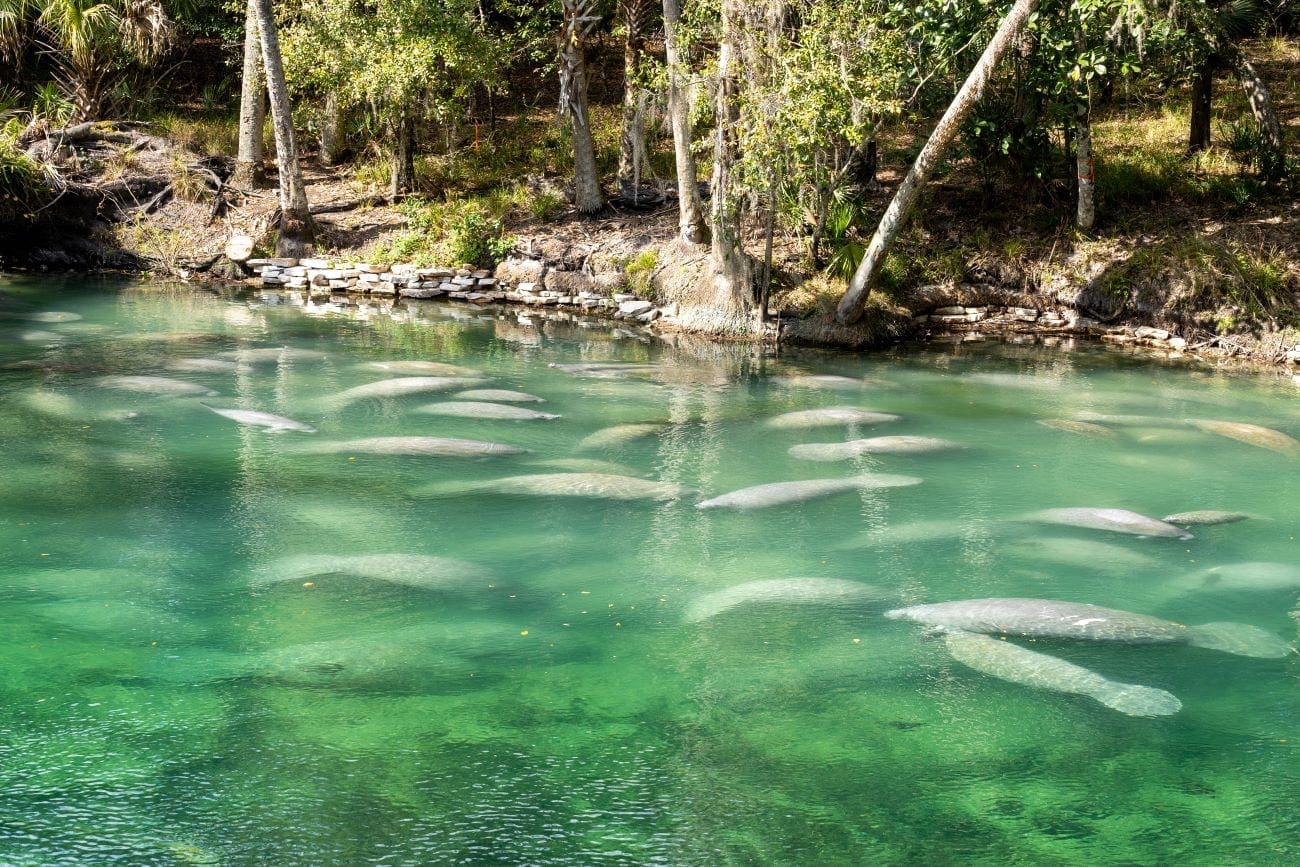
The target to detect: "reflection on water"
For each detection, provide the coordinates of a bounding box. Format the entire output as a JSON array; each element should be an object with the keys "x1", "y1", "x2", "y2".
[{"x1": 1, "y1": 275, "x2": 1298, "y2": 863}]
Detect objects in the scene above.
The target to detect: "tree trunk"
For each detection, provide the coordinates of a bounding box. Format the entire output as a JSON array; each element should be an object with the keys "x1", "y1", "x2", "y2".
[
  {"x1": 662, "y1": 0, "x2": 709, "y2": 245},
  {"x1": 319, "y1": 92, "x2": 342, "y2": 166},
  {"x1": 708, "y1": 0, "x2": 752, "y2": 318},
  {"x1": 559, "y1": 1, "x2": 605, "y2": 214},
  {"x1": 389, "y1": 110, "x2": 415, "y2": 198},
  {"x1": 1188, "y1": 60, "x2": 1213, "y2": 154},
  {"x1": 1233, "y1": 53, "x2": 1285, "y2": 182},
  {"x1": 1075, "y1": 29, "x2": 1094, "y2": 230},
  {"x1": 835, "y1": 0, "x2": 1039, "y2": 325},
  {"x1": 252, "y1": 0, "x2": 312, "y2": 256},
  {"x1": 617, "y1": 0, "x2": 655, "y2": 201},
  {"x1": 234, "y1": 0, "x2": 266, "y2": 188}
]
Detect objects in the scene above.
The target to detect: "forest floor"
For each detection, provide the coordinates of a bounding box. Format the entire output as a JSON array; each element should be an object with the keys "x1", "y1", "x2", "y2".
[{"x1": 3, "y1": 39, "x2": 1298, "y2": 367}]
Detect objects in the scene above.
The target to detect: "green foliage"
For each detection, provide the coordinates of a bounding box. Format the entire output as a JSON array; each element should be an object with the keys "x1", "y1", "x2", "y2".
[
  {"x1": 375, "y1": 197, "x2": 514, "y2": 267},
  {"x1": 624, "y1": 249, "x2": 658, "y2": 297},
  {"x1": 446, "y1": 209, "x2": 514, "y2": 267},
  {"x1": 0, "y1": 131, "x2": 49, "y2": 223}
]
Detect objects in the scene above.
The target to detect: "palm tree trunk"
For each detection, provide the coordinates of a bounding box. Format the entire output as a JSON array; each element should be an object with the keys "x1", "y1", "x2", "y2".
[
  {"x1": 252, "y1": 0, "x2": 312, "y2": 256},
  {"x1": 662, "y1": 0, "x2": 709, "y2": 245},
  {"x1": 389, "y1": 109, "x2": 415, "y2": 198},
  {"x1": 1188, "y1": 60, "x2": 1213, "y2": 154},
  {"x1": 1233, "y1": 53, "x2": 1284, "y2": 182},
  {"x1": 234, "y1": 0, "x2": 266, "y2": 188},
  {"x1": 319, "y1": 91, "x2": 342, "y2": 166},
  {"x1": 617, "y1": 0, "x2": 654, "y2": 201},
  {"x1": 835, "y1": 0, "x2": 1039, "y2": 325},
  {"x1": 708, "y1": 0, "x2": 752, "y2": 317},
  {"x1": 559, "y1": 1, "x2": 605, "y2": 214}
]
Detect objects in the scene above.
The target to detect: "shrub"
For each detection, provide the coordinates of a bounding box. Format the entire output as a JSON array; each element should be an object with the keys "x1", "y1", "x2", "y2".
[{"x1": 624, "y1": 249, "x2": 659, "y2": 297}]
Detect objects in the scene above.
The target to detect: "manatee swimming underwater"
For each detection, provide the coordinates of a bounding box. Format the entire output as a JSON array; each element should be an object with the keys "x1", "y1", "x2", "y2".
[
  {"x1": 364, "y1": 360, "x2": 479, "y2": 376},
  {"x1": 788, "y1": 436, "x2": 960, "y2": 461},
  {"x1": 415, "y1": 401, "x2": 560, "y2": 421},
  {"x1": 220, "y1": 347, "x2": 329, "y2": 364},
  {"x1": 767, "y1": 407, "x2": 901, "y2": 429},
  {"x1": 418, "y1": 472, "x2": 690, "y2": 501},
  {"x1": 168, "y1": 357, "x2": 239, "y2": 374},
  {"x1": 771, "y1": 375, "x2": 865, "y2": 389},
  {"x1": 95, "y1": 375, "x2": 217, "y2": 397},
  {"x1": 1162, "y1": 510, "x2": 1253, "y2": 526},
  {"x1": 329, "y1": 376, "x2": 487, "y2": 406},
  {"x1": 1178, "y1": 562, "x2": 1300, "y2": 593},
  {"x1": 1187, "y1": 419, "x2": 1300, "y2": 455},
  {"x1": 253, "y1": 553, "x2": 491, "y2": 590},
  {"x1": 1039, "y1": 419, "x2": 1116, "y2": 438},
  {"x1": 697, "y1": 473, "x2": 921, "y2": 510},
  {"x1": 299, "y1": 437, "x2": 528, "y2": 457},
  {"x1": 454, "y1": 389, "x2": 546, "y2": 403},
  {"x1": 204, "y1": 405, "x2": 317, "y2": 432},
  {"x1": 577, "y1": 423, "x2": 667, "y2": 449},
  {"x1": 1029, "y1": 508, "x2": 1191, "y2": 539},
  {"x1": 549, "y1": 362, "x2": 659, "y2": 378},
  {"x1": 941, "y1": 631, "x2": 1182, "y2": 717},
  {"x1": 684, "y1": 578, "x2": 888, "y2": 623},
  {"x1": 886, "y1": 597, "x2": 1294, "y2": 658}
]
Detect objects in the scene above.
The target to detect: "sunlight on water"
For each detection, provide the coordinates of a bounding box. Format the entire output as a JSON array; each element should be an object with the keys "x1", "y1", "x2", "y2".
[{"x1": 2, "y1": 276, "x2": 1298, "y2": 863}]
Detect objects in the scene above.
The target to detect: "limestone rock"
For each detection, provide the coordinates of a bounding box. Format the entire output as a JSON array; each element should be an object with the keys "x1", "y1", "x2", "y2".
[{"x1": 225, "y1": 234, "x2": 255, "y2": 263}]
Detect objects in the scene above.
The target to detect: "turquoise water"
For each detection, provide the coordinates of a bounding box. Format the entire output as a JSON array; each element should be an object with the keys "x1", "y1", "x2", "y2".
[{"x1": 1, "y1": 276, "x2": 1298, "y2": 864}]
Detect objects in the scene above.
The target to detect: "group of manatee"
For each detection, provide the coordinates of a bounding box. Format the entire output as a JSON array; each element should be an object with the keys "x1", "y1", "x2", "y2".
[{"x1": 10, "y1": 332, "x2": 1299, "y2": 718}]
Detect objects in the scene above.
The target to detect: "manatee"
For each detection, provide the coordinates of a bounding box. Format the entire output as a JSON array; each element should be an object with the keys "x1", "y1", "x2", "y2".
[
  {"x1": 772, "y1": 375, "x2": 865, "y2": 389},
  {"x1": 299, "y1": 437, "x2": 528, "y2": 457},
  {"x1": 415, "y1": 401, "x2": 560, "y2": 421},
  {"x1": 767, "y1": 407, "x2": 901, "y2": 429},
  {"x1": 168, "y1": 357, "x2": 239, "y2": 374},
  {"x1": 1162, "y1": 510, "x2": 1252, "y2": 526},
  {"x1": 1188, "y1": 419, "x2": 1300, "y2": 455},
  {"x1": 886, "y1": 597, "x2": 1294, "y2": 658},
  {"x1": 1030, "y1": 508, "x2": 1191, "y2": 539},
  {"x1": 220, "y1": 347, "x2": 329, "y2": 363},
  {"x1": 203, "y1": 404, "x2": 317, "y2": 433},
  {"x1": 329, "y1": 376, "x2": 486, "y2": 406},
  {"x1": 26, "y1": 310, "x2": 82, "y2": 323},
  {"x1": 528, "y1": 458, "x2": 641, "y2": 476},
  {"x1": 838, "y1": 518, "x2": 976, "y2": 549},
  {"x1": 1039, "y1": 419, "x2": 1116, "y2": 437},
  {"x1": 253, "y1": 553, "x2": 490, "y2": 590},
  {"x1": 697, "y1": 473, "x2": 921, "y2": 510},
  {"x1": 965, "y1": 372, "x2": 1061, "y2": 390},
  {"x1": 1075, "y1": 411, "x2": 1186, "y2": 427},
  {"x1": 364, "y1": 360, "x2": 479, "y2": 376},
  {"x1": 941, "y1": 630, "x2": 1182, "y2": 717},
  {"x1": 95, "y1": 375, "x2": 217, "y2": 397},
  {"x1": 1188, "y1": 562, "x2": 1300, "y2": 592},
  {"x1": 1002, "y1": 537, "x2": 1161, "y2": 574},
  {"x1": 577, "y1": 423, "x2": 667, "y2": 449},
  {"x1": 17, "y1": 390, "x2": 138, "y2": 423},
  {"x1": 419, "y1": 472, "x2": 690, "y2": 501},
  {"x1": 19, "y1": 329, "x2": 63, "y2": 342},
  {"x1": 684, "y1": 578, "x2": 888, "y2": 623},
  {"x1": 549, "y1": 362, "x2": 658, "y2": 377},
  {"x1": 454, "y1": 389, "x2": 546, "y2": 403},
  {"x1": 789, "y1": 436, "x2": 960, "y2": 461}
]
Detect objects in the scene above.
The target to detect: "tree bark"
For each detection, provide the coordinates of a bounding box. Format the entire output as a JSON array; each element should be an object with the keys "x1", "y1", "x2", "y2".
[
  {"x1": 662, "y1": 0, "x2": 709, "y2": 245},
  {"x1": 708, "y1": 0, "x2": 752, "y2": 317},
  {"x1": 389, "y1": 109, "x2": 415, "y2": 198},
  {"x1": 1188, "y1": 60, "x2": 1213, "y2": 154},
  {"x1": 1233, "y1": 53, "x2": 1284, "y2": 182},
  {"x1": 234, "y1": 0, "x2": 266, "y2": 188},
  {"x1": 320, "y1": 92, "x2": 342, "y2": 166},
  {"x1": 559, "y1": 1, "x2": 606, "y2": 214},
  {"x1": 617, "y1": 0, "x2": 655, "y2": 201},
  {"x1": 1075, "y1": 29, "x2": 1094, "y2": 230},
  {"x1": 835, "y1": 0, "x2": 1040, "y2": 325},
  {"x1": 252, "y1": 0, "x2": 312, "y2": 256}
]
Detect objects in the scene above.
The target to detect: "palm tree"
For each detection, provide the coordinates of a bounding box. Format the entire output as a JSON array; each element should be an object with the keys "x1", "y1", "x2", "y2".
[
  {"x1": 661, "y1": 0, "x2": 708, "y2": 244},
  {"x1": 251, "y1": 0, "x2": 311, "y2": 255},
  {"x1": 558, "y1": 0, "x2": 605, "y2": 214},
  {"x1": 234, "y1": 0, "x2": 266, "y2": 188}
]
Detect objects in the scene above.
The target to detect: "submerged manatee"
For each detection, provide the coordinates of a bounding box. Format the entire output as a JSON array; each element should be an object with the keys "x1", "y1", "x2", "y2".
[
  {"x1": 204, "y1": 405, "x2": 317, "y2": 432},
  {"x1": 254, "y1": 553, "x2": 490, "y2": 590},
  {"x1": 1075, "y1": 411, "x2": 1186, "y2": 427},
  {"x1": 529, "y1": 458, "x2": 641, "y2": 476},
  {"x1": 1188, "y1": 419, "x2": 1300, "y2": 455},
  {"x1": 364, "y1": 360, "x2": 479, "y2": 376},
  {"x1": 942, "y1": 631, "x2": 1182, "y2": 717},
  {"x1": 419, "y1": 472, "x2": 690, "y2": 501},
  {"x1": 168, "y1": 357, "x2": 239, "y2": 374},
  {"x1": 684, "y1": 578, "x2": 888, "y2": 623},
  {"x1": 1162, "y1": 510, "x2": 1253, "y2": 526},
  {"x1": 1039, "y1": 419, "x2": 1116, "y2": 438},
  {"x1": 887, "y1": 597, "x2": 1294, "y2": 658},
  {"x1": 1002, "y1": 536, "x2": 1161, "y2": 575},
  {"x1": 454, "y1": 389, "x2": 546, "y2": 403},
  {"x1": 767, "y1": 407, "x2": 901, "y2": 429},
  {"x1": 1030, "y1": 508, "x2": 1191, "y2": 539},
  {"x1": 17, "y1": 390, "x2": 138, "y2": 423},
  {"x1": 789, "y1": 436, "x2": 960, "y2": 461},
  {"x1": 577, "y1": 423, "x2": 667, "y2": 449},
  {"x1": 299, "y1": 437, "x2": 528, "y2": 457},
  {"x1": 697, "y1": 473, "x2": 921, "y2": 510},
  {"x1": 772, "y1": 375, "x2": 865, "y2": 389},
  {"x1": 329, "y1": 376, "x2": 486, "y2": 406},
  {"x1": 549, "y1": 362, "x2": 658, "y2": 378},
  {"x1": 415, "y1": 401, "x2": 560, "y2": 421},
  {"x1": 95, "y1": 375, "x2": 217, "y2": 397},
  {"x1": 1183, "y1": 562, "x2": 1300, "y2": 593},
  {"x1": 220, "y1": 347, "x2": 329, "y2": 364}
]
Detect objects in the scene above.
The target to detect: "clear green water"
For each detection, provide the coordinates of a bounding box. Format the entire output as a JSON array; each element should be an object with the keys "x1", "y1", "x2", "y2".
[{"x1": 2, "y1": 276, "x2": 1298, "y2": 864}]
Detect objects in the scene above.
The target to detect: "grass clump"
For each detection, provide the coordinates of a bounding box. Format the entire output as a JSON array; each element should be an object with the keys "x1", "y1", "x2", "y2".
[
  {"x1": 624, "y1": 249, "x2": 658, "y2": 297},
  {"x1": 374, "y1": 197, "x2": 515, "y2": 267},
  {"x1": 151, "y1": 113, "x2": 240, "y2": 158}
]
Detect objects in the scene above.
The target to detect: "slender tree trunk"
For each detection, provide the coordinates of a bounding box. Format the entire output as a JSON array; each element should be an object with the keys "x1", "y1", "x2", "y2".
[
  {"x1": 252, "y1": 0, "x2": 312, "y2": 256},
  {"x1": 389, "y1": 109, "x2": 415, "y2": 198},
  {"x1": 617, "y1": 0, "x2": 655, "y2": 201},
  {"x1": 559, "y1": 1, "x2": 605, "y2": 214},
  {"x1": 1233, "y1": 53, "x2": 1285, "y2": 182},
  {"x1": 662, "y1": 0, "x2": 709, "y2": 245},
  {"x1": 234, "y1": 0, "x2": 266, "y2": 188},
  {"x1": 707, "y1": 0, "x2": 752, "y2": 318},
  {"x1": 1075, "y1": 29, "x2": 1094, "y2": 230},
  {"x1": 319, "y1": 91, "x2": 342, "y2": 166},
  {"x1": 1188, "y1": 60, "x2": 1213, "y2": 154},
  {"x1": 836, "y1": 0, "x2": 1039, "y2": 325}
]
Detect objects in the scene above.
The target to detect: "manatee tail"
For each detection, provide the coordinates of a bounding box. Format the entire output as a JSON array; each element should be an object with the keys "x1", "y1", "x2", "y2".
[
  {"x1": 1093, "y1": 681, "x2": 1183, "y2": 717},
  {"x1": 1188, "y1": 622, "x2": 1296, "y2": 658}
]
